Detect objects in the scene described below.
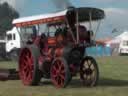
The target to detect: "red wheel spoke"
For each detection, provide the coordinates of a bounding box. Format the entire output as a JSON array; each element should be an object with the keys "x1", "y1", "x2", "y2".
[
  {"x1": 57, "y1": 76, "x2": 61, "y2": 85},
  {"x1": 56, "y1": 61, "x2": 60, "y2": 67},
  {"x1": 54, "y1": 76, "x2": 58, "y2": 81},
  {"x1": 60, "y1": 64, "x2": 64, "y2": 70},
  {"x1": 26, "y1": 70, "x2": 33, "y2": 82},
  {"x1": 51, "y1": 58, "x2": 71, "y2": 88},
  {"x1": 58, "y1": 65, "x2": 62, "y2": 71},
  {"x1": 52, "y1": 74, "x2": 57, "y2": 78},
  {"x1": 60, "y1": 69, "x2": 64, "y2": 74},
  {"x1": 54, "y1": 76, "x2": 59, "y2": 85},
  {"x1": 29, "y1": 64, "x2": 34, "y2": 71},
  {"x1": 53, "y1": 66, "x2": 57, "y2": 71},
  {"x1": 23, "y1": 65, "x2": 28, "y2": 72},
  {"x1": 26, "y1": 51, "x2": 30, "y2": 57},
  {"x1": 20, "y1": 56, "x2": 27, "y2": 66},
  {"x1": 26, "y1": 56, "x2": 32, "y2": 65},
  {"x1": 52, "y1": 71, "x2": 57, "y2": 78},
  {"x1": 27, "y1": 71, "x2": 32, "y2": 80},
  {"x1": 59, "y1": 74, "x2": 65, "y2": 80},
  {"x1": 60, "y1": 78, "x2": 64, "y2": 86},
  {"x1": 26, "y1": 69, "x2": 30, "y2": 76}
]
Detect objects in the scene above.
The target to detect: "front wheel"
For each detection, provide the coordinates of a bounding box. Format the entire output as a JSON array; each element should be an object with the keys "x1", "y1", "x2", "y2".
[
  {"x1": 19, "y1": 45, "x2": 41, "y2": 85},
  {"x1": 80, "y1": 56, "x2": 99, "y2": 87},
  {"x1": 50, "y1": 57, "x2": 71, "y2": 88}
]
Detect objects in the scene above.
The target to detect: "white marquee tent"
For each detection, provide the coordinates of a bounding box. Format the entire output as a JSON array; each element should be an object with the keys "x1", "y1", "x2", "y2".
[
  {"x1": 105, "y1": 31, "x2": 128, "y2": 55},
  {"x1": 106, "y1": 31, "x2": 128, "y2": 45}
]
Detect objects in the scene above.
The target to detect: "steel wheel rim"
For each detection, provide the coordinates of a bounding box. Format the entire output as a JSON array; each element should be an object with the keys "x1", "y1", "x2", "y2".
[
  {"x1": 51, "y1": 59, "x2": 66, "y2": 88},
  {"x1": 80, "y1": 59, "x2": 97, "y2": 86},
  {"x1": 19, "y1": 48, "x2": 34, "y2": 85}
]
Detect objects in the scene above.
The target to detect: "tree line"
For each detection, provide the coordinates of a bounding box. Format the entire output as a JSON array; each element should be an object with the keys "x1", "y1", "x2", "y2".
[{"x1": 0, "y1": 2, "x2": 19, "y2": 35}]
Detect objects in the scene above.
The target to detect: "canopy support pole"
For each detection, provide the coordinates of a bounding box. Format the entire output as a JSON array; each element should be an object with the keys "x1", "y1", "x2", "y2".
[
  {"x1": 76, "y1": 9, "x2": 79, "y2": 44},
  {"x1": 94, "y1": 20, "x2": 101, "y2": 40}
]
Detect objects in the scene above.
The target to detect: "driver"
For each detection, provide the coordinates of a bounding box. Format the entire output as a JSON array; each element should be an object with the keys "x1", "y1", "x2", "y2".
[{"x1": 78, "y1": 25, "x2": 92, "y2": 43}]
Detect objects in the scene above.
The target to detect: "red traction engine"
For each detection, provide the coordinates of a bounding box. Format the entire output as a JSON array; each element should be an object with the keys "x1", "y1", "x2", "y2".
[{"x1": 13, "y1": 7, "x2": 105, "y2": 88}]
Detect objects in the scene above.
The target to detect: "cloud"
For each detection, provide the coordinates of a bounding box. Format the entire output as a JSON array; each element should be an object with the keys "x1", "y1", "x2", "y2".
[
  {"x1": 105, "y1": 8, "x2": 128, "y2": 14},
  {"x1": 96, "y1": 7, "x2": 128, "y2": 39},
  {"x1": 51, "y1": 0, "x2": 72, "y2": 9},
  {"x1": 104, "y1": 8, "x2": 128, "y2": 30}
]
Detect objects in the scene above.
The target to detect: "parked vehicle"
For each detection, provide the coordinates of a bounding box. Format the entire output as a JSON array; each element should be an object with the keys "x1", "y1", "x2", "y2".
[
  {"x1": 5, "y1": 27, "x2": 20, "y2": 60},
  {"x1": 13, "y1": 7, "x2": 105, "y2": 88},
  {"x1": 119, "y1": 37, "x2": 128, "y2": 55}
]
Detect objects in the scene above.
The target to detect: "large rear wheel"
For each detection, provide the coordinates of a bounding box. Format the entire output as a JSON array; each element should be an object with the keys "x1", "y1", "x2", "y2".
[
  {"x1": 19, "y1": 45, "x2": 41, "y2": 85},
  {"x1": 50, "y1": 57, "x2": 71, "y2": 88},
  {"x1": 80, "y1": 56, "x2": 99, "y2": 87}
]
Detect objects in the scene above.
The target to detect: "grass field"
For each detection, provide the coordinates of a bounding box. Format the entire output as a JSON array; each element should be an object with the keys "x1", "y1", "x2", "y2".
[{"x1": 0, "y1": 56, "x2": 128, "y2": 96}]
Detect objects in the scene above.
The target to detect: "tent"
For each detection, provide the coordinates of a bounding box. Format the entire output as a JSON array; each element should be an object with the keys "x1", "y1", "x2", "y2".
[
  {"x1": 106, "y1": 31, "x2": 128, "y2": 45},
  {"x1": 105, "y1": 31, "x2": 128, "y2": 55}
]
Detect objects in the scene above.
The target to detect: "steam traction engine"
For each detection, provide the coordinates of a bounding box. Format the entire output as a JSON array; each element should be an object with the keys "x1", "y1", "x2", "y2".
[{"x1": 13, "y1": 7, "x2": 105, "y2": 88}]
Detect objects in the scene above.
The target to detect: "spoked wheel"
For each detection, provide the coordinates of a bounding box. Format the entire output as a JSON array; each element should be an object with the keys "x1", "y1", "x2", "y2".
[
  {"x1": 19, "y1": 45, "x2": 41, "y2": 85},
  {"x1": 80, "y1": 56, "x2": 99, "y2": 87},
  {"x1": 50, "y1": 57, "x2": 71, "y2": 88}
]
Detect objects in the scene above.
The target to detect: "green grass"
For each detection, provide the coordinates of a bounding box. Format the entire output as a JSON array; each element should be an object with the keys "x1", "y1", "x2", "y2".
[
  {"x1": 0, "y1": 61, "x2": 17, "y2": 69},
  {"x1": 0, "y1": 56, "x2": 128, "y2": 96}
]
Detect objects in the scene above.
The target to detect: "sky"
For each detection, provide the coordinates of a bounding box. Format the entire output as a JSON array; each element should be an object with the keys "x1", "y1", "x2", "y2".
[{"x1": 0, "y1": 0, "x2": 128, "y2": 39}]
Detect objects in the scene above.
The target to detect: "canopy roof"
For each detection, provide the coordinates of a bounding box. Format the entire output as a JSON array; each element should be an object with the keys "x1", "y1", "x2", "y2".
[
  {"x1": 13, "y1": 7, "x2": 105, "y2": 27},
  {"x1": 77, "y1": 7, "x2": 105, "y2": 22}
]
